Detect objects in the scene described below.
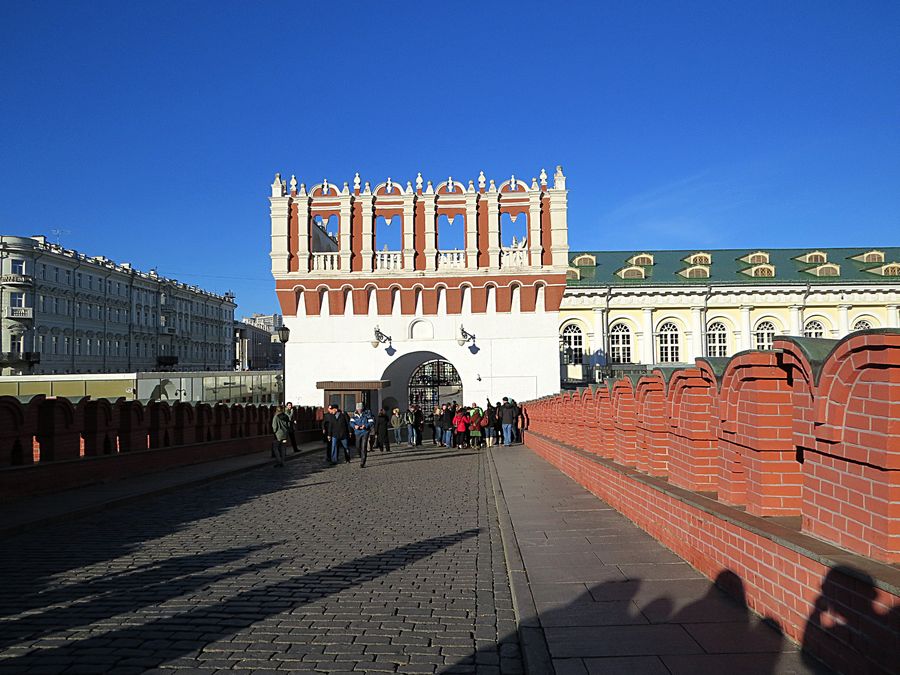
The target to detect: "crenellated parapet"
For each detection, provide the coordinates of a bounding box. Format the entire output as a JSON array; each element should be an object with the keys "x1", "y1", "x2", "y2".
[{"x1": 269, "y1": 167, "x2": 570, "y2": 317}]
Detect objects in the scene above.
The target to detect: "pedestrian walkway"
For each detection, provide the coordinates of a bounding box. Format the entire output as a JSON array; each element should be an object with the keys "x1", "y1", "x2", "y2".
[
  {"x1": 0, "y1": 444, "x2": 520, "y2": 674},
  {"x1": 488, "y1": 448, "x2": 831, "y2": 675},
  {"x1": 0, "y1": 440, "x2": 836, "y2": 674}
]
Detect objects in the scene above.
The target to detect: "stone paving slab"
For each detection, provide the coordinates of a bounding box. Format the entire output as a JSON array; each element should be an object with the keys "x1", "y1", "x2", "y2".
[
  {"x1": 488, "y1": 447, "x2": 833, "y2": 675},
  {"x1": 0, "y1": 444, "x2": 522, "y2": 674}
]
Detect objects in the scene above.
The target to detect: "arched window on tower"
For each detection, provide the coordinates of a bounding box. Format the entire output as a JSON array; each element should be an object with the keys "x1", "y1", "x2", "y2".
[
  {"x1": 609, "y1": 323, "x2": 632, "y2": 364},
  {"x1": 706, "y1": 322, "x2": 728, "y2": 357},
  {"x1": 754, "y1": 321, "x2": 776, "y2": 350},
  {"x1": 560, "y1": 324, "x2": 584, "y2": 365},
  {"x1": 804, "y1": 320, "x2": 825, "y2": 338},
  {"x1": 657, "y1": 322, "x2": 680, "y2": 363},
  {"x1": 852, "y1": 319, "x2": 872, "y2": 332}
]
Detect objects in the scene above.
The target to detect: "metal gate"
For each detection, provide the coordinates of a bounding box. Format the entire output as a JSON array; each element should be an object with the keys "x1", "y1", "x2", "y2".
[{"x1": 408, "y1": 359, "x2": 462, "y2": 410}]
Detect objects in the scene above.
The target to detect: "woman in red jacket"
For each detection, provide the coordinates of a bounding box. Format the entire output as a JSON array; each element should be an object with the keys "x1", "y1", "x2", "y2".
[{"x1": 453, "y1": 407, "x2": 471, "y2": 449}]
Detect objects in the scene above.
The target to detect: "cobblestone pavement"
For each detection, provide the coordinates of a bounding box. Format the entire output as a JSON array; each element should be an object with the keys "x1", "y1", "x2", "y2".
[{"x1": 0, "y1": 445, "x2": 522, "y2": 674}]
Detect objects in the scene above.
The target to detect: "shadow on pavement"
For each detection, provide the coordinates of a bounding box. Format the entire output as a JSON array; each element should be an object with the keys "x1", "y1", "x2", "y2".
[
  {"x1": 0, "y1": 451, "x2": 334, "y2": 622},
  {"x1": 2, "y1": 529, "x2": 480, "y2": 672}
]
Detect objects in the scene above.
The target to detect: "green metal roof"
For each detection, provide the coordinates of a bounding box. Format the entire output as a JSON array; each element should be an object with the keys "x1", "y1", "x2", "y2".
[{"x1": 567, "y1": 248, "x2": 900, "y2": 287}]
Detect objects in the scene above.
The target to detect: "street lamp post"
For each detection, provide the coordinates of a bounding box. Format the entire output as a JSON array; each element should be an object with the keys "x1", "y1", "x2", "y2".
[{"x1": 276, "y1": 325, "x2": 290, "y2": 404}]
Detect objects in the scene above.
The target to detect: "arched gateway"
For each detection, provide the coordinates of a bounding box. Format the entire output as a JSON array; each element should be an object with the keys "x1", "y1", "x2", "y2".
[{"x1": 270, "y1": 167, "x2": 570, "y2": 407}]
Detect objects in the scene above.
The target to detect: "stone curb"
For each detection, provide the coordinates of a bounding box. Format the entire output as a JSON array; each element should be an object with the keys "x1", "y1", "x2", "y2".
[{"x1": 486, "y1": 447, "x2": 555, "y2": 675}]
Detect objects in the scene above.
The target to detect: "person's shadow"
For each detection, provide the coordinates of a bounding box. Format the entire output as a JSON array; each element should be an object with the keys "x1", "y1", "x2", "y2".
[{"x1": 802, "y1": 565, "x2": 898, "y2": 674}]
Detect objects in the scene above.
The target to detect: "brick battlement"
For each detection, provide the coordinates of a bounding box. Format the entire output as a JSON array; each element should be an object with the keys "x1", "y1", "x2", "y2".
[
  {"x1": 522, "y1": 329, "x2": 900, "y2": 673},
  {"x1": 0, "y1": 397, "x2": 323, "y2": 500}
]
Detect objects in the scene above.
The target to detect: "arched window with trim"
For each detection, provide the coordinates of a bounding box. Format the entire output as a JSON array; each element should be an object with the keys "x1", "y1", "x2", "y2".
[
  {"x1": 753, "y1": 266, "x2": 774, "y2": 278},
  {"x1": 804, "y1": 320, "x2": 825, "y2": 338},
  {"x1": 561, "y1": 324, "x2": 584, "y2": 365},
  {"x1": 706, "y1": 322, "x2": 728, "y2": 357},
  {"x1": 807, "y1": 252, "x2": 826, "y2": 264},
  {"x1": 885, "y1": 264, "x2": 900, "y2": 276},
  {"x1": 657, "y1": 322, "x2": 680, "y2": 363},
  {"x1": 609, "y1": 323, "x2": 632, "y2": 364},
  {"x1": 852, "y1": 319, "x2": 872, "y2": 332},
  {"x1": 687, "y1": 267, "x2": 709, "y2": 279},
  {"x1": 754, "y1": 321, "x2": 776, "y2": 350}
]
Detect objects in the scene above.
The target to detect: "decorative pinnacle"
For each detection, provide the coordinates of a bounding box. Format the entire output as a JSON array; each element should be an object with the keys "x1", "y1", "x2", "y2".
[
  {"x1": 342, "y1": 182, "x2": 349, "y2": 195},
  {"x1": 531, "y1": 177, "x2": 539, "y2": 190},
  {"x1": 322, "y1": 178, "x2": 328, "y2": 193},
  {"x1": 406, "y1": 181, "x2": 413, "y2": 194},
  {"x1": 290, "y1": 175, "x2": 298, "y2": 192},
  {"x1": 448, "y1": 176, "x2": 453, "y2": 192},
  {"x1": 353, "y1": 172, "x2": 361, "y2": 191},
  {"x1": 299, "y1": 183, "x2": 307, "y2": 195},
  {"x1": 468, "y1": 180, "x2": 475, "y2": 193},
  {"x1": 488, "y1": 179, "x2": 496, "y2": 192},
  {"x1": 478, "y1": 171, "x2": 486, "y2": 190},
  {"x1": 539, "y1": 168, "x2": 548, "y2": 186},
  {"x1": 386, "y1": 177, "x2": 393, "y2": 193},
  {"x1": 426, "y1": 180, "x2": 434, "y2": 194},
  {"x1": 364, "y1": 181, "x2": 371, "y2": 194},
  {"x1": 510, "y1": 174, "x2": 516, "y2": 189},
  {"x1": 415, "y1": 172, "x2": 423, "y2": 191}
]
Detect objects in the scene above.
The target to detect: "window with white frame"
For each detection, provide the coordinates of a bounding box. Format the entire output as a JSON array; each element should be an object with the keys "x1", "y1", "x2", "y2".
[
  {"x1": 657, "y1": 322, "x2": 680, "y2": 363},
  {"x1": 9, "y1": 292, "x2": 25, "y2": 307},
  {"x1": 561, "y1": 324, "x2": 584, "y2": 365},
  {"x1": 754, "y1": 321, "x2": 776, "y2": 350},
  {"x1": 52, "y1": 336, "x2": 60, "y2": 354},
  {"x1": 11, "y1": 259, "x2": 25, "y2": 275},
  {"x1": 804, "y1": 320, "x2": 825, "y2": 338},
  {"x1": 852, "y1": 319, "x2": 872, "y2": 331},
  {"x1": 706, "y1": 322, "x2": 728, "y2": 357},
  {"x1": 609, "y1": 324, "x2": 632, "y2": 363},
  {"x1": 37, "y1": 335, "x2": 45, "y2": 353},
  {"x1": 9, "y1": 334, "x2": 24, "y2": 355}
]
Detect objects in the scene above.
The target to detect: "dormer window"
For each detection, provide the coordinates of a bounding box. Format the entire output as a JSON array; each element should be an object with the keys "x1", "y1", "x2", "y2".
[
  {"x1": 571, "y1": 254, "x2": 596, "y2": 267},
  {"x1": 809, "y1": 263, "x2": 840, "y2": 277},
  {"x1": 630, "y1": 253, "x2": 654, "y2": 266},
  {"x1": 800, "y1": 251, "x2": 828, "y2": 264},
  {"x1": 864, "y1": 262, "x2": 900, "y2": 277},
  {"x1": 566, "y1": 268, "x2": 581, "y2": 280},
  {"x1": 749, "y1": 264, "x2": 775, "y2": 278},
  {"x1": 746, "y1": 251, "x2": 769, "y2": 265},
  {"x1": 681, "y1": 266, "x2": 710, "y2": 279},
  {"x1": 862, "y1": 250, "x2": 885, "y2": 263},
  {"x1": 688, "y1": 252, "x2": 711, "y2": 265},
  {"x1": 619, "y1": 266, "x2": 646, "y2": 280}
]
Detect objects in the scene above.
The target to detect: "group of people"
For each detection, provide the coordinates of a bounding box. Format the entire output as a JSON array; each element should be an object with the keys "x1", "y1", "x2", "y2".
[{"x1": 271, "y1": 397, "x2": 526, "y2": 469}]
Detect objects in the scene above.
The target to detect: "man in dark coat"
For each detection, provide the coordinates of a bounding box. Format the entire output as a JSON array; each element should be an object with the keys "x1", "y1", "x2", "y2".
[
  {"x1": 413, "y1": 404, "x2": 425, "y2": 447},
  {"x1": 284, "y1": 401, "x2": 299, "y2": 452},
  {"x1": 499, "y1": 397, "x2": 517, "y2": 446},
  {"x1": 374, "y1": 407, "x2": 392, "y2": 453},
  {"x1": 325, "y1": 404, "x2": 351, "y2": 464}
]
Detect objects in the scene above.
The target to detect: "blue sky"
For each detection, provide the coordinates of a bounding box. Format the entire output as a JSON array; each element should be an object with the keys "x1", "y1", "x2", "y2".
[{"x1": 2, "y1": 1, "x2": 898, "y2": 315}]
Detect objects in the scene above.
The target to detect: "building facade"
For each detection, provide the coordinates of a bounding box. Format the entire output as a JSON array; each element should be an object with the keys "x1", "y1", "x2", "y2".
[
  {"x1": 234, "y1": 320, "x2": 280, "y2": 370},
  {"x1": 270, "y1": 168, "x2": 570, "y2": 409},
  {"x1": 270, "y1": 168, "x2": 900, "y2": 406},
  {"x1": 559, "y1": 248, "x2": 900, "y2": 385},
  {"x1": 242, "y1": 312, "x2": 283, "y2": 332},
  {"x1": 0, "y1": 235, "x2": 237, "y2": 375}
]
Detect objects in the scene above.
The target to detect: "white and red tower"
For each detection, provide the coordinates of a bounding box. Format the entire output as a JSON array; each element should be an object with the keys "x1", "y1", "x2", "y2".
[{"x1": 269, "y1": 167, "x2": 569, "y2": 410}]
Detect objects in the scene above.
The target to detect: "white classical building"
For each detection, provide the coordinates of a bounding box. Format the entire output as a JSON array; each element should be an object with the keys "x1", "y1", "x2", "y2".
[
  {"x1": 270, "y1": 168, "x2": 900, "y2": 407},
  {"x1": 270, "y1": 168, "x2": 570, "y2": 410},
  {"x1": 0, "y1": 235, "x2": 237, "y2": 375}
]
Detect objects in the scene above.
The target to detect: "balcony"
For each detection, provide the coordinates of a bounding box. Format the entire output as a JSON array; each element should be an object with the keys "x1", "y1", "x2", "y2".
[
  {"x1": 0, "y1": 274, "x2": 33, "y2": 286},
  {"x1": 500, "y1": 246, "x2": 528, "y2": 269},
  {"x1": 438, "y1": 250, "x2": 465, "y2": 269},
  {"x1": 311, "y1": 252, "x2": 339, "y2": 272},
  {"x1": 159, "y1": 326, "x2": 177, "y2": 335},
  {"x1": 5, "y1": 307, "x2": 33, "y2": 320},
  {"x1": 374, "y1": 250, "x2": 402, "y2": 272}
]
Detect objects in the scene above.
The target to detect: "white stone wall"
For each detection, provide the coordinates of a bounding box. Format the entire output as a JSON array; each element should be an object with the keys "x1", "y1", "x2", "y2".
[{"x1": 283, "y1": 308, "x2": 561, "y2": 408}]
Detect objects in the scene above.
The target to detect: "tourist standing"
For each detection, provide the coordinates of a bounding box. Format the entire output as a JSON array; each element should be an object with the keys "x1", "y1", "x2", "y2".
[
  {"x1": 414, "y1": 404, "x2": 425, "y2": 446},
  {"x1": 390, "y1": 407, "x2": 403, "y2": 444},
  {"x1": 499, "y1": 397, "x2": 517, "y2": 446},
  {"x1": 468, "y1": 403, "x2": 484, "y2": 449},
  {"x1": 493, "y1": 401, "x2": 503, "y2": 445},
  {"x1": 484, "y1": 402, "x2": 497, "y2": 448},
  {"x1": 325, "y1": 404, "x2": 351, "y2": 464},
  {"x1": 350, "y1": 402, "x2": 374, "y2": 468},
  {"x1": 432, "y1": 405, "x2": 443, "y2": 446},
  {"x1": 441, "y1": 403, "x2": 454, "y2": 447},
  {"x1": 271, "y1": 405, "x2": 290, "y2": 467},
  {"x1": 404, "y1": 405, "x2": 417, "y2": 446},
  {"x1": 453, "y1": 406, "x2": 471, "y2": 449},
  {"x1": 284, "y1": 401, "x2": 299, "y2": 452},
  {"x1": 374, "y1": 407, "x2": 392, "y2": 453}
]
